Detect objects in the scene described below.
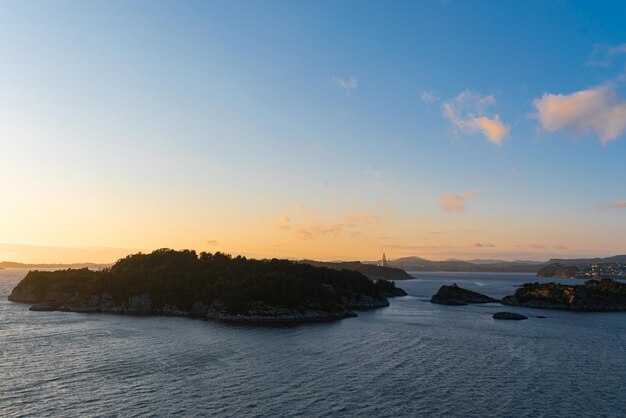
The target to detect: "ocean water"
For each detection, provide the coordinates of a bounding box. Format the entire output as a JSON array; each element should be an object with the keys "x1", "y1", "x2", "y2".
[{"x1": 2, "y1": 269, "x2": 626, "y2": 417}]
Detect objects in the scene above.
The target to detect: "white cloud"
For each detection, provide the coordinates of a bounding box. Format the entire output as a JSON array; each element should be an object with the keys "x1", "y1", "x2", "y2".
[
  {"x1": 442, "y1": 91, "x2": 509, "y2": 145},
  {"x1": 332, "y1": 76, "x2": 357, "y2": 96},
  {"x1": 439, "y1": 190, "x2": 477, "y2": 213},
  {"x1": 420, "y1": 90, "x2": 438, "y2": 103},
  {"x1": 534, "y1": 84, "x2": 626, "y2": 144}
]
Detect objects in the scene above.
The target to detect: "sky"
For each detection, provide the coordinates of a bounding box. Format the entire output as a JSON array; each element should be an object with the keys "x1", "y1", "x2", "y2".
[{"x1": 1, "y1": 0, "x2": 626, "y2": 263}]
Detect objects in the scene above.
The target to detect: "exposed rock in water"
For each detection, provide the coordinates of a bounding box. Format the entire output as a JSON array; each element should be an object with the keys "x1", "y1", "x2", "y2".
[
  {"x1": 502, "y1": 279, "x2": 626, "y2": 312},
  {"x1": 493, "y1": 312, "x2": 528, "y2": 320},
  {"x1": 430, "y1": 284, "x2": 499, "y2": 305}
]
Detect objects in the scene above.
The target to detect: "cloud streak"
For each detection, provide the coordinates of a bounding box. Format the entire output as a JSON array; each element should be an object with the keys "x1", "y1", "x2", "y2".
[
  {"x1": 342, "y1": 211, "x2": 381, "y2": 224},
  {"x1": 274, "y1": 207, "x2": 383, "y2": 240},
  {"x1": 587, "y1": 43, "x2": 626, "y2": 67},
  {"x1": 534, "y1": 84, "x2": 626, "y2": 144},
  {"x1": 443, "y1": 91, "x2": 509, "y2": 145},
  {"x1": 596, "y1": 200, "x2": 626, "y2": 209}
]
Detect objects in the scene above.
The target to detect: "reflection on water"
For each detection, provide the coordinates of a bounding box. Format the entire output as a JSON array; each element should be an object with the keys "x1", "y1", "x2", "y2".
[{"x1": 1, "y1": 269, "x2": 625, "y2": 417}]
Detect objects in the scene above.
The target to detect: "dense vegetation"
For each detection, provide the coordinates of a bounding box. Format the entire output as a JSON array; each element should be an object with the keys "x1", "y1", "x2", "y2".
[
  {"x1": 582, "y1": 278, "x2": 626, "y2": 296},
  {"x1": 300, "y1": 260, "x2": 412, "y2": 280},
  {"x1": 536, "y1": 263, "x2": 580, "y2": 278},
  {"x1": 518, "y1": 279, "x2": 626, "y2": 297},
  {"x1": 504, "y1": 279, "x2": 626, "y2": 311},
  {"x1": 13, "y1": 249, "x2": 400, "y2": 315}
]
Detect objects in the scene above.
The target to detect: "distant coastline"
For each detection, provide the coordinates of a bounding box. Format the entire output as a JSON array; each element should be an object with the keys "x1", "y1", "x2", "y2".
[{"x1": 0, "y1": 261, "x2": 111, "y2": 270}]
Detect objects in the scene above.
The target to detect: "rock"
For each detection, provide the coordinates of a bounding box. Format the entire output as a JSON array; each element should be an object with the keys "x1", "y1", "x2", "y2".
[
  {"x1": 430, "y1": 284, "x2": 499, "y2": 305},
  {"x1": 341, "y1": 293, "x2": 389, "y2": 310},
  {"x1": 162, "y1": 305, "x2": 189, "y2": 316},
  {"x1": 29, "y1": 302, "x2": 57, "y2": 311},
  {"x1": 8, "y1": 284, "x2": 39, "y2": 303},
  {"x1": 536, "y1": 315, "x2": 547, "y2": 319},
  {"x1": 380, "y1": 287, "x2": 408, "y2": 297},
  {"x1": 127, "y1": 294, "x2": 153, "y2": 314},
  {"x1": 493, "y1": 312, "x2": 528, "y2": 320},
  {"x1": 190, "y1": 301, "x2": 209, "y2": 317}
]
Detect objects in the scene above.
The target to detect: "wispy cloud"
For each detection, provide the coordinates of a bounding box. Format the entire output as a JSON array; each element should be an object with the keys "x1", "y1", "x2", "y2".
[
  {"x1": 342, "y1": 211, "x2": 381, "y2": 224},
  {"x1": 378, "y1": 202, "x2": 392, "y2": 216},
  {"x1": 596, "y1": 200, "x2": 626, "y2": 209},
  {"x1": 587, "y1": 43, "x2": 626, "y2": 67},
  {"x1": 274, "y1": 214, "x2": 292, "y2": 230},
  {"x1": 332, "y1": 76, "x2": 358, "y2": 96},
  {"x1": 473, "y1": 242, "x2": 495, "y2": 248},
  {"x1": 295, "y1": 221, "x2": 344, "y2": 240},
  {"x1": 274, "y1": 206, "x2": 383, "y2": 240},
  {"x1": 534, "y1": 84, "x2": 626, "y2": 144},
  {"x1": 364, "y1": 167, "x2": 383, "y2": 179},
  {"x1": 439, "y1": 190, "x2": 477, "y2": 213},
  {"x1": 442, "y1": 91, "x2": 509, "y2": 145},
  {"x1": 420, "y1": 90, "x2": 438, "y2": 103}
]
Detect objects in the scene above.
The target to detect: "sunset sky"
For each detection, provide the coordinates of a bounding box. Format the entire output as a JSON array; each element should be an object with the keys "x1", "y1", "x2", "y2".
[{"x1": 2, "y1": 1, "x2": 626, "y2": 263}]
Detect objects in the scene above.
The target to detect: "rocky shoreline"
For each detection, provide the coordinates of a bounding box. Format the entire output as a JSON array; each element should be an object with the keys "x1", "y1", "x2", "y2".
[{"x1": 9, "y1": 277, "x2": 403, "y2": 325}]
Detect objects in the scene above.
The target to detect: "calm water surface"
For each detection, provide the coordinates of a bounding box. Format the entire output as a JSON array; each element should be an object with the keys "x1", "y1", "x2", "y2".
[{"x1": 2, "y1": 269, "x2": 626, "y2": 417}]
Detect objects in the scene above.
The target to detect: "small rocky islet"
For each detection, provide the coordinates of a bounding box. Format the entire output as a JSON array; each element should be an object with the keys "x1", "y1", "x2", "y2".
[
  {"x1": 430, "y1": 278, "x2": 626, "y2": 313},
  {"x1": 8, "y1": 249, "x2": 407, "y2": 324},
  {"x1": 493, "y1": 312, "x2": 528, "y2": 320},
  {"x1": 430, "y1": 284, "x2": 499, "y2": 305}
]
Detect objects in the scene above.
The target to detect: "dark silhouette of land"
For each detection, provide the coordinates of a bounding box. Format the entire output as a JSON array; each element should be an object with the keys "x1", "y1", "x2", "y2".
[{"x1": 8, "y1": 249, "x2": 406, "y2": 323}]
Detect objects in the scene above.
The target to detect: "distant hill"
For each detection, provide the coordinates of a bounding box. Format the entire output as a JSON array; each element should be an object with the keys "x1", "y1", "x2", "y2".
[
  {"x1": 465, "y1": 259, "x2": 544, "y2": 265},
  {"x1": 364, "y1": 255, "x2": 626, "y2": 274},
  {"x1": 299, "y1": 260, "x2": 413, "y2": 280},
  {"x1": 366, "y1": 256, "x2": 542, "y2": 273},
  {"x1": 0, "y1": 261, "x2": 111, "y2": 270},
  {"x1": 545, "y1": 255, "x2": 626, "y2": 266}
]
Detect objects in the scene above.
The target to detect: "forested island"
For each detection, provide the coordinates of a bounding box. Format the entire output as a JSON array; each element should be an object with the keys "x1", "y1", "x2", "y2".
[
  {"x1": 502, "y1": 279, "x2": 626, "y2": 311},
  {"x1": 431, "y1": 279, "x2": 626, "y2": 312},
  {"x1": 8, "y1": 249, "x2": 406, "y2": 324}
]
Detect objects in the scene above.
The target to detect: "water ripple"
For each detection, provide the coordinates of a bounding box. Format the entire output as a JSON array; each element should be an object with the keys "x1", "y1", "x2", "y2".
[{"x1": 1, "y1": 269, "x2": 626, "y2": 417}]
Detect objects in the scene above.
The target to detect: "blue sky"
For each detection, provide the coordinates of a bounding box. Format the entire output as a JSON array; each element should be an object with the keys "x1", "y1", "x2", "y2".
[{"x1": 1, "y1": 1, "x2": 625, "y2": 262}]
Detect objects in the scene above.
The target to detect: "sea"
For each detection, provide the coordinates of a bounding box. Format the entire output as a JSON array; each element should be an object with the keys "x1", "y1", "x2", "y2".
[{"x1": 2, "y1": 268, "x2": 626, "y2": 417}]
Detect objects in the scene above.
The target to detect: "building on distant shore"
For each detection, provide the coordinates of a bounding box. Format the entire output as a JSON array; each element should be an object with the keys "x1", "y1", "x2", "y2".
[{"x1": 379, "y1": 253, "x2": 387, "y2": 267}]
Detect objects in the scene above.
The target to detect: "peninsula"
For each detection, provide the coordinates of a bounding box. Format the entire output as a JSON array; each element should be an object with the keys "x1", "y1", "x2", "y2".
[{"x1": 8, "y1": 249, "x2": 406, "y2": 324}]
